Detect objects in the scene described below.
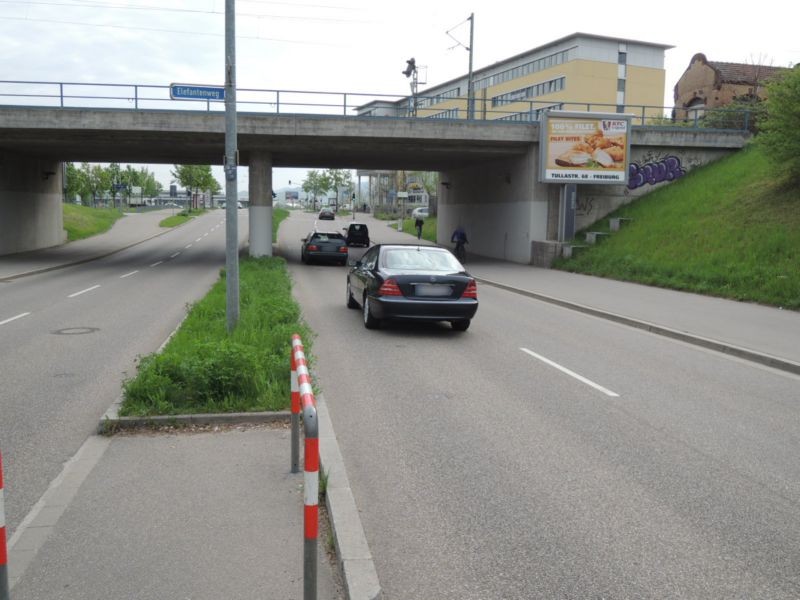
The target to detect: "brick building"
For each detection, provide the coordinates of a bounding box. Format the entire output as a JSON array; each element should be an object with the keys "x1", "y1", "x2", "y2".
[{"x1": 673, "y1": 53, "x2": 788, "y2": 121}]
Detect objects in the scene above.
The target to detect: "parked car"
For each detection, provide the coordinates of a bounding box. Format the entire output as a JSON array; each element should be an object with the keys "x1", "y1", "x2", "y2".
[
  {"x1": 301, "y1": 230, "x2": 348, "y2": 265},
  {"x1": 343, "y1": 222, "x2": 370, "y2": 247},
  {"x1": 318, "y1": 208, "x2": 335, "y2": 220},
  {"x1": 411, "y1": 207, "x2": 429, "y2": 219},
  {"x1": 346, "y1": 244, "x2": 478, "y2": 331}
]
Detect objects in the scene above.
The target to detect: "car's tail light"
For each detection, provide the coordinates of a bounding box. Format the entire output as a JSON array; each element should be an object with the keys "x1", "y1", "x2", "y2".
[
  {"x1": 307, "y1": 244, "x2": 319, "y2": 251},
  {"x1": 378, "y1": 278, "x2": 403, "y2": 296},
  {"x1": 461, "y1": 279, "x2": 478, "y2": 299},
  {"x1": 338, "y1": 246, "x2": 349, "y2": 253}
]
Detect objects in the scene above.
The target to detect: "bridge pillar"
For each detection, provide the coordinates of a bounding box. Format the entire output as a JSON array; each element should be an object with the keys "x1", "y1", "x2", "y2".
[
  {"x1": 0, "y1": 154, "x2": 66, "y2": 256},
  {"x1": 248, "y1": 151, "x2": 273, "y2": 257}
]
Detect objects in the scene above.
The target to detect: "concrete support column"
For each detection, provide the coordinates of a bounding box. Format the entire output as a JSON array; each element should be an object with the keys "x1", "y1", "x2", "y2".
[
  {"x1": 0, "y1": 153, "x2": 66, "y2": 256},
  {"x1": 248, "y1": 152, "x2": 273, "y2": 257}
]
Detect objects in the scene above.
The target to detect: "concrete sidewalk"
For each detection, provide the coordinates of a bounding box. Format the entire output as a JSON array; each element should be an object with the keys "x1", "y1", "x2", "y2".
[
  {"x1": 0, "y1": 210, "x2": 175, "y2": 281},
  {"x1": 8, "y1": 423, "x2": 346, "y2": 600}
]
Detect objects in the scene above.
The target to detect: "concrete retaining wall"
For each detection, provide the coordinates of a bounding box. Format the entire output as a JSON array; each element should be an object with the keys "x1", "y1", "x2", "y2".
[{"x1": 0, "y1": 154, "x2": 65, "y2": 255}]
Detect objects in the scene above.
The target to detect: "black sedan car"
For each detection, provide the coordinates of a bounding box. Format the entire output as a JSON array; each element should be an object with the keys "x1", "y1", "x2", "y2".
[
  {"x1": 346, "y1": 244, "x2": 478, "y2": 331},
  {"x1": 344, "y1": 222, "x2": 369, "y2": 247},
  {"x1": 301, "y1": 230, "x2": 348, "y2": 265},
  {"x1": 318, "y1": 208, "x2": 335, "y2": 220}
]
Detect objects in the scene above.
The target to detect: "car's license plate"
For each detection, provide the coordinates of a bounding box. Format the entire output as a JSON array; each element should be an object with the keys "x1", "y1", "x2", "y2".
[{"x1": 415, "y1": 284, "x2": 452, "y2": 297}]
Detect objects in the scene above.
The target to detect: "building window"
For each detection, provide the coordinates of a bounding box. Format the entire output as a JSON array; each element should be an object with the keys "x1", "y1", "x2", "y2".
[
  {"x1": 617, "y1": 79, "x2": 626, "y2": 92},
  {"x1": 426, "y1": 108, "x2": 459, "y2": 119},
  {"x1": 618, "y1": 52, "x2": 627, "y2": 65},
  {"x1": 491, "y1": 77, "x2": 566, "y2": 107},
  {"x1": 498, "y1": 103, "x2": 563, "y2": 122},
  {"x1": 473, "y1": 48, "x2": 573, "y2": 91},
  {"x1": 418, "y1": 87, "x2": 461, "y2": 108}
]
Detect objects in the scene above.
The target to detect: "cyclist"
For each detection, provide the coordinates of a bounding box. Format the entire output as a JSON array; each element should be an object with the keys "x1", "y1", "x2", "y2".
[{"x1": 451, "y1": 225, "x2": 468, "y2": 262}]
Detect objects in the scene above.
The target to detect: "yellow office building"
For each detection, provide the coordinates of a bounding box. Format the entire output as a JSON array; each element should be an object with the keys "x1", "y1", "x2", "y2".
[{"x1": 361, "y1": 33, "x2": 672, "y2": 122}]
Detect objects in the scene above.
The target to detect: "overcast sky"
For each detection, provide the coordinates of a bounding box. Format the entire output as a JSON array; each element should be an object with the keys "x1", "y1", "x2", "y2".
[{"x1": 1, "y1": 0, "x2": 796, "y2": 191}]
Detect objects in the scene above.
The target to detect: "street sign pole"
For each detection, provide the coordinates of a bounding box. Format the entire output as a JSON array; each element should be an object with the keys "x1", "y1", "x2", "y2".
[{"x1": 224, "y1": 0, "x2": 239, "y2": 332}]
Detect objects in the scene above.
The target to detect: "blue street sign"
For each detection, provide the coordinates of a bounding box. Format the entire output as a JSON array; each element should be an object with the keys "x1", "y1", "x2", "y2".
[{"x1": 169, "y1": 84, "x2": 225, "y2": 102}]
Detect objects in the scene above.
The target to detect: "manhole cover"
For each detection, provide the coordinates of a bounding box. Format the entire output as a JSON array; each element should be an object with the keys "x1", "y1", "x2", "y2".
[{"x1": 52, "y1": 327, "x2": 100, "y2": 335}]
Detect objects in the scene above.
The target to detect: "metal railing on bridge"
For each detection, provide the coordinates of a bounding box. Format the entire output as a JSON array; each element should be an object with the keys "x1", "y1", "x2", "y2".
[{"x1": 0, "y1": 80, "x2": 753, "y2": 131}]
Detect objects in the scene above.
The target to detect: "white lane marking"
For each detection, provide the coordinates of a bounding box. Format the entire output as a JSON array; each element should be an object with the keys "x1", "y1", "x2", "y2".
[
  {"x1": 520, "y1": 347, "x2": 619, "y2": 397},
  {"x1": 120, "y1": 270, "x2": 138, "y2": 279},
  {"x1": 195, "y1": 237, "x2": 202, "y2": 242},
  {"x1": 68, "y1": 285, "x2": 101, "y2": 298},
  {"x1": 0, "y1": 312, "x2": 30, "y2": 326},
  {"x1": 203, "y1": 232, "x2": 209, "y2": 237},
  {"x1": 150, "y1": 261, "x2": 163, "y2": 267},
  {"x1": 170, "y1": 252, "x2": 181, "y2": 258},
  {"x1": 185, "y1": 244, "x2": 193, "y2": 249}
]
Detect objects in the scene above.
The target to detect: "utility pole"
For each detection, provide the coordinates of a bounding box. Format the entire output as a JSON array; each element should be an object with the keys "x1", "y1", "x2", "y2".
[
  {"x1": 224, "y1": 0, "x2": 239, "y2": 332},
  {"x1": 467, "y1": 12, "x2": 474, "y2": 120}
]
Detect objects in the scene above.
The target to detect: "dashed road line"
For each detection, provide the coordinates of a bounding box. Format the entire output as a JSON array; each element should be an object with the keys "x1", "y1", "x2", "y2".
[
  {"x1": 170, "y1": 252, "x2": 181, "y2": 258},
  {"x1": 0, "y1": 312, "x2": 30, "y2": 326},
  {"x1": 150, "y1": 261, "x2": 163, "y2": 267},
  {"x1": 67, "y1": 285, "x2": 101, "y2": 298},
  {"x1": 120, "y1": 270, "x2": 138, "y2": 279},
  {"x1": 520, "y1": 347, "x2": 619, "y2": 397},
  {"x1": 185, "y1": 244, "x2": 192, "y2": 249}
]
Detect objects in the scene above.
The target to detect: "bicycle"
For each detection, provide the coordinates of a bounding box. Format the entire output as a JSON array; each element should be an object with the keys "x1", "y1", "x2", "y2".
[{"x1": 454, "y1": 241, "x2": 467, "y2": 263}]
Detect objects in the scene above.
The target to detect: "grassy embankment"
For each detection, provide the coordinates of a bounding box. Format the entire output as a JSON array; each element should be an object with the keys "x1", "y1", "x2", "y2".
[
  {"x1": 553, "y1": 145, "x2": 800, "y2": 309},
  {"x1": 120, "y1": 208, "x2": 306, "y2": 416},
  {"x1": 399, "y1": 216, "x2": 438, "y2": 242},
  {"x1": 62, "y1": 204, "x2": 124, "y2": 241}
]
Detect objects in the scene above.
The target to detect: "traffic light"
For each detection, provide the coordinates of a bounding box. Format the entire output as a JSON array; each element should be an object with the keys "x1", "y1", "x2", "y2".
[
  {"x1": 402, "y1": 58, "x2": 416, "y2": 78},
  {"x1": 272, "y1": 190, "x2": 276, "y2": 198}
]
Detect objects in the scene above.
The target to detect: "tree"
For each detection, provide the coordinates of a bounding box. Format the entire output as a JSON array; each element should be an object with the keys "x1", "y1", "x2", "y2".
[
  {"x1": 302, "y1": 170, "x2": 332, "y2": 210},
  {"x1": 325, "y1": 169, "x2": 353, "y2": 207},
  {"x1": 757, "y1": 66, "x2": 800, "y2": 184},
  {"x1": 81, "y1": 163, "x2": 111, "y2": 207},
  {"x1": 107, "y1": 163, "x2": 122, "y2": 208},
  {"x1": 171, "y1": 165, "x2": 220, "y2": 209},
  {"x1": 65, "y1": 162, "x2": 89, "y2": 203}
]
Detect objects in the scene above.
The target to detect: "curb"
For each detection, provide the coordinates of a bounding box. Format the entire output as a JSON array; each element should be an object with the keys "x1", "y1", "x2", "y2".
[
  {"x1": 317, "y1": 394, "x2": 382, "y2": 600},
  {"x1": 0, "y1": 219, "x2": 179, "y2": 282},
  {"x1": 475, "y1": 276, "x2": 800, "y2": 376}
]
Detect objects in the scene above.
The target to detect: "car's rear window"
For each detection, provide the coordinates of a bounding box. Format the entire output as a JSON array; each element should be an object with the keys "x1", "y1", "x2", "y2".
[
  {"x1": 382, "y1": 248, "x2": 462, "y2": 271},
  {"x1": 312, "y1": 233, "x2": 344, "y2": 241}
]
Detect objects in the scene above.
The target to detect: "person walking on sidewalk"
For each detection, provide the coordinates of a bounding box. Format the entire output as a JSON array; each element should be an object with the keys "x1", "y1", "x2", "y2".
[{"x1": 415, "y1": 215, "x2": 424, "y2": 239}]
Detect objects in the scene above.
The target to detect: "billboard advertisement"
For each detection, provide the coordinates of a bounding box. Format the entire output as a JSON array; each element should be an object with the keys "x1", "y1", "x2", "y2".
[{"x1": 540, "y1": 111, "x2": 631, "y2": 184}]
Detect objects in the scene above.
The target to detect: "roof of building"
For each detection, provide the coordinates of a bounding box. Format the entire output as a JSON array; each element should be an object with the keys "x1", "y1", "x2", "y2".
[
  {"x1": 430, "y1": 32, "x2": 673, "y2": 94},
  {"x1": 690, "y1": 53, "x2": 788, "y2": 84}
]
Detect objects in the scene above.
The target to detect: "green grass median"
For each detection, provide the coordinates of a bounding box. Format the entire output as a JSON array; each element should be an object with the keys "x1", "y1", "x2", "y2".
[{"x1": 121, "y1": 208, "x2": 305, "y2": 416}]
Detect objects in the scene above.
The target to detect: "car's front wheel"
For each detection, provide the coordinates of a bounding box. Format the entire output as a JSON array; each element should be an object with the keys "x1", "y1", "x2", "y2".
[
  {"x1": 346, "y1": 280, "x2": 359, "y2": 309},
  {"x1": 363, "y1": 294, "x2": 380, "y2": 329}
]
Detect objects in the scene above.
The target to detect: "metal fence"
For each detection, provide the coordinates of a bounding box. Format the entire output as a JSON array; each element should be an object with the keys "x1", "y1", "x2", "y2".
[{"x1": 0, "y1": 80, "x2": 753, "y2": 131}]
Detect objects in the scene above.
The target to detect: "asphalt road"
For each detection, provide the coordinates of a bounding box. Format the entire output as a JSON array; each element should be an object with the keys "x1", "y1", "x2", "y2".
[
  {"x1": 0, "y1": 210, "x2": 242, "y2": 534},
  {"x1": 281, "y1": 211, "x2": 800, "y2": 599}
]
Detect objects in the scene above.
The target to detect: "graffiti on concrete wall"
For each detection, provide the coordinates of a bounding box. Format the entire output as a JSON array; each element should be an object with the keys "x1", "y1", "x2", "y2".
[
  {"x1": 575, "y1": 196, "x2": 594, "y2": 217},
  {"x1": 627, "y1": 155, "x2": 687, "y2": 190}
]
